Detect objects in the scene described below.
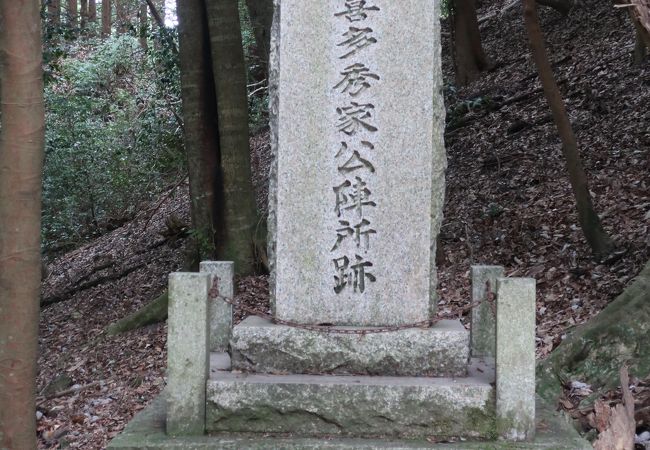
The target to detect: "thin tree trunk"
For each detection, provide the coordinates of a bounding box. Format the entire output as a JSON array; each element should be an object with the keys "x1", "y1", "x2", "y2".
[
  {"x1": 536, "y1": 0, "x2": 574, "y2": 15},
  {"x1": 48, "y1": 0, "x2": 61, "y2": 25},
  {"x1": 68, "y1": 0, "x2": 78, "y2": 28},
  {"x1": 0, "y1": 0, "x2": 46, "y2": 448},
  {"x1": 245, "y1": 0, "x2": 273, "y2": 73},
  {"x1": 114, "y1": 0, "x2": 128, "y2": 34},
  {"x1": 453, "y1": 0, "x2": 491, "y2": 86},
  {"x1": 145, "y1": 0, "x2": 165, "y2": 28},
  {"x1": 177, "y1": 0, "x2": 220, "y2": 265},
  {"x1": 80, "y1": 0, "x2": 88, "y2": 28},
  {"x1": 206, "y1": 0, "x2": 258, "y2": 275},
  {"x1": 523, "y1": 0, "x2": 614, "y2": 259},
  {"x1": 139, "y1": 3, "x2": 148, "y2": 50},
  {"x1": 89, "y1": 0, "x2": 97, "y2": 21},
  {"x1": 102, "y1": 0, "x2": 110, "y2": 36}
]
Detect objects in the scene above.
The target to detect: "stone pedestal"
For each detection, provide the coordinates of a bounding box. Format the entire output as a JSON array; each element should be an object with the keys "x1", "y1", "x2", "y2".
[{"x1": 231, "y1": 316, "x2": 469, "y2": 377}]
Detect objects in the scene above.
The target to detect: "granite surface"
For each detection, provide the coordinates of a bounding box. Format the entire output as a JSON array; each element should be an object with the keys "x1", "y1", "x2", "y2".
[
  {"x1": 230, "y1": 315, "x2": 469, "y2": 376},
  {"x1": 269, "y1": 0, "x2": 447, "y2": 326},
  {"x1": 496, "y1": 277, "x2": 537, "y2": 441},
  {"x1": 199, "y1": 261, "x2": 234, "y2": 353},
  {"x1": 166, "y1": 273, "x2": 210, "y2": 436}
]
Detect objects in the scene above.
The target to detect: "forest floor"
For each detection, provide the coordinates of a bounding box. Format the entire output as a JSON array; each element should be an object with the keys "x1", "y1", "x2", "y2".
[{"x1": 36, "y1": 1, "x2": 649, "y2": 448}]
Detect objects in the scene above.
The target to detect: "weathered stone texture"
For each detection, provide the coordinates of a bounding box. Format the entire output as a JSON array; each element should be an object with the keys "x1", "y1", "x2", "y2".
[
  {"x1": 230, "y1": 316, "x2": 468, "y2": 376},
  {"x1": 199, "y1": 261, "x2": 234, "y2": 352},
  {"x1": 269, "y1": 0, "x2": 446, "y2": 326},
  {"x1": 206, "y1": 371, "x2": 494, "y2": 438},
  {"x1": 496, "y1": 277, "x2": 536, "y2": 441},
  {"x1": 470, "y1": 265, "x2": 504, "y2": 358},
  {"x1": 166, "y1": 273, "x2": 210, "y2": 436}
]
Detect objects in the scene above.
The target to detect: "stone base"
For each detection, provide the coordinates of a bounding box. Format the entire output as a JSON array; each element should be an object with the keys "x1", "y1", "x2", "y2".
[
  {"x1": 206, "y1": 359, "x2": 494, "y2": 439},
  {"x1": 230, "y1": 316, "x2": 469, "y2": 376},
  {"x1": 108, "y1": 394, "x2": 591, "y2": 449}
]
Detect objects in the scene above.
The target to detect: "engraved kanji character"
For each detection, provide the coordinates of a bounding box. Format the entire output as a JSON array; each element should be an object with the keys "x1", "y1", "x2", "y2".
[
  {"x1": 337, "y1": 102, "x2": 378, "y2": 135},
  {"x1": 333, "y1": 176, "x2": 376, "y2": 218},
  {"x1": 332, "y1": 254, "x2": 376, "y2": 293},
  {"x1": 337, "y1": 142, "x2": 375, "y2": 174},
  {"x1": 334, "y1": 63, "x2": 380, "y2": 96},
  {"x1": 335, "y1": 0, "x2": 380, "y2": 22},
  {"x1": 333, "y1": 256, "x2": 350, "y2": 294},
  {"x1": 331, "y1": 219, "x2": 376, "y2": 252},
  {"x1": 338, "y1": 27, "x2": 377, "y2": 59},
  {"x1": 351, "y1": 254, "x2": 376, "y2": 293}
]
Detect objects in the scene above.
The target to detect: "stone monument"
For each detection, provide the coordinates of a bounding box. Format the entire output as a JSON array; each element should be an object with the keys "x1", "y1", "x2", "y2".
[
  {"x1": 108, "y1": 1, "x2": 591, "y2": 448},
  {"x1": 268, "y1": 0, "x2": 446, "y2": 327}
]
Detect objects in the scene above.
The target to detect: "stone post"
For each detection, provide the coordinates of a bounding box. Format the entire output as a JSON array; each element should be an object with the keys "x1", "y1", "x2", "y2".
[
  {"x1": 496, "y1": 277, "x2": 536, "y2": 441},
  {"x1": 166, "y1": 272, "x2": 210, "y2": 436},
  {"x1": 470, "y1": 265, "x2": 504, "y2": 358},
  {"x1": 199, "y1": 261, "x2": 234, "y2": 353}
]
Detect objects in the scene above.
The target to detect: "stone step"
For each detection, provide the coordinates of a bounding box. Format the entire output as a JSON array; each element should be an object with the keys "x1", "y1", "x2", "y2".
[
  {"x1": 230, "y1": 316, "x2": 470, "y2": 377},
  {"x1": 206, "y1": 360, "x2": 495, "y2": 439}
]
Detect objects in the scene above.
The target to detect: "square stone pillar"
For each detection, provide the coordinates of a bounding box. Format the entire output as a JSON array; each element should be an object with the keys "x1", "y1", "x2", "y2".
[
  {"x1": 268, "y1": 0, "x2": 446, "y2": 327},
  {"x1": 166, "y1": 272, "x2": 210, "y2": 436},
  {"x1": 496, "y1": 277, "x2": 536, "y2": 441},
  {"x1": 199, "y1": 261, "x2": 234, "y2": 353},
  {"x1": 470, "y1": 265, "x2": 504, "y2": 358}
]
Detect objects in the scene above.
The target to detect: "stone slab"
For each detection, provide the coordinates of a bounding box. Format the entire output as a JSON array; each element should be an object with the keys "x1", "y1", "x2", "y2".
[
  {"x1": 230, "y1": 315, "x2": 469, "y2": 376},
  {"x1": 108, "y1": 393, "x2": 591, "y2": 449},
  {"x1": 206, "y1": 369, "x2": 494, "y2": 438},
  {"x1": 199, "y1": 261, "x2": 234, "y2": 353},
  {"x1": 269, "y1": 0, "x2": 447, "y2": 326},
  {"x1": 166, "y1": 273, "x2": 210, "y2": 436},
  {"x1": 470, "y1": 265, "x2": 504, "y2": 358},
  {"x1": 496, "y1": 278, "x2": 536, "y2": 441}
]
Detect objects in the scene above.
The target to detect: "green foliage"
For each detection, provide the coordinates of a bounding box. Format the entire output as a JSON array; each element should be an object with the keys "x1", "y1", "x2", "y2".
[{"x1": 43, "y1": 34, "x2": 184, "y2": 252}]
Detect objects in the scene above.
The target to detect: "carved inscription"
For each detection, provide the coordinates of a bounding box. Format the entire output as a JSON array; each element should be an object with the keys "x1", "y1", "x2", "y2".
[{"x1": 331, "y1": 1, "x2": 380, "y2": 294}]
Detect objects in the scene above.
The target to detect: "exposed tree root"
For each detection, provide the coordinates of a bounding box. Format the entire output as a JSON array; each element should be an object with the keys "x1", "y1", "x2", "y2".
[
  {"x1": 106, "y1": 291, "x2": 168, "y2": 335},
  {"x1": 537, "y1": 260, "x2": 650, "y2": 402}
]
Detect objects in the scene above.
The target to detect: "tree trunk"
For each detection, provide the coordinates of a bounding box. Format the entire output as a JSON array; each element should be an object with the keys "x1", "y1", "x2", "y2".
[
  {"x1": 139, "y1": 2, "x2": 148, "y2": 50},
  {"x1": 177, "y1": 0, "x2": 221, "y2": 265},
  {"x1": 114, "y1": 0, "x2": 128, "y2": 34},
  {"x1": 145, "y1": 0, "x2": 165, "y2": 28},
  {"x1": 67, "y1": 0, "x2": 78, "y2": 28},
  {"x1": 453, "y1": 0, "x2": 491, "y2": 86},
  {"x1": 80, "y1": 0, "x2": 88, "y2": 28},
  {"x1": 523, "y1": 0, "x2": 614, "y2": 259},
  {"x1": 101, "y1": 0, "x2": 110, "y2": 36},
  {"x1": 536, "y1": 0, "x2": 574, "y2": 15},
  {"x1": 89, "y1": 0, "x2": 96, "y2": 21},
  {"x1": 48, "y1": 0, "x2": 61, "y2": 25},
  {"x1": 245, "y1": 0, "x2": 273, "y2": 74},
  {"x1": 0, "y1": 0, "x2": 45, "y2": 448},
  {"x1": 206, "y1": 0, "x2": 258, "y2": 275},
  {"x1": 106, "y1": 292, "x2": 168, "y2": 335},
  {"x1": 538, "y1": 260, "x2": 650, "y2": 401},
  {"x1": 630, "y1": 9, "x2": 650, "y2": 65}
]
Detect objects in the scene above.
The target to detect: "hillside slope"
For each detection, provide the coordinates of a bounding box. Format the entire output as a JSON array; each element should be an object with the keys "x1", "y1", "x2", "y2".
[{"x1": 36, "y1": 2, "x2": 648, "y2": 448}]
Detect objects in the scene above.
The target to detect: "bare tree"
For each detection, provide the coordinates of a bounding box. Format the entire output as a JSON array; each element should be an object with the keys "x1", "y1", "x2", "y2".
[
  {"x1": 245, "y1": 0, "x2": 273, "y2": 73},
  {"x1": 523, "y1": 0, "x2": 615, "y2": 259},
  {"x1": 0, "y1": 0, "x2": 46, "y2": 448},
  {"x1": 102, "y1": 0, "x2": 111, "y2": 36},
  {"x1": 89, "y1": 0, "x2": 97, "y2": 21},
  {"x1": 452, "y1": 0, "x2": 491, "y2": 86},
  {"x1": 49, "y1": 0, "x2": 61, "y2": 25},
  {"x1": 68, "y1": 0, "x2": 78, "y2": 28}
]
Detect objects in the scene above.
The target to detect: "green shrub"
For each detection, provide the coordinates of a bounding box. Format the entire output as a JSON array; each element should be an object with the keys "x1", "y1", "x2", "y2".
[{"x1": 43, "y1": 34, "x2": 184, "y2": 252}]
